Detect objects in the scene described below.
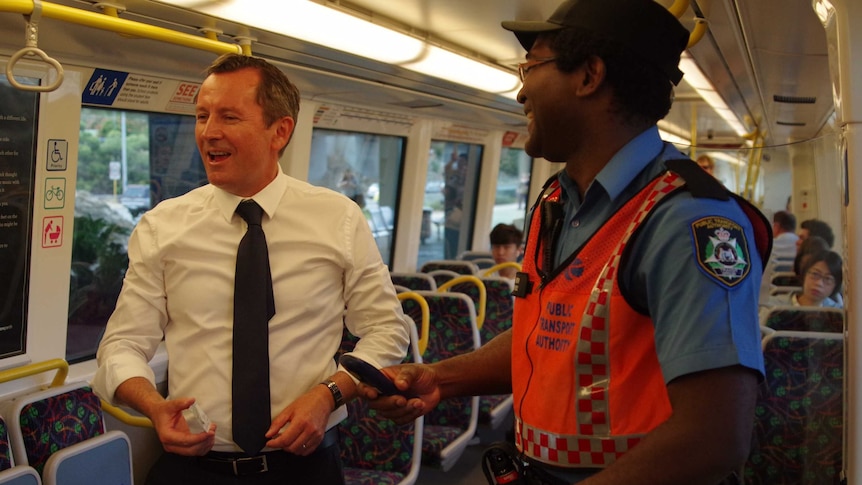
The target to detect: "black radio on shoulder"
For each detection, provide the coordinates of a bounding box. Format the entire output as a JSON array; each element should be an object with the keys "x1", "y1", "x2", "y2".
[{"x1": 512, "y1": 272, "x2": 532, "y2": 298}]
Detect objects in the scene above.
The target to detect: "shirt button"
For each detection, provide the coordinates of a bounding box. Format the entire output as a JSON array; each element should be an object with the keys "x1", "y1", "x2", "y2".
[{"x1": 571, "y1": 219, "x2": 580, "y2": 228}]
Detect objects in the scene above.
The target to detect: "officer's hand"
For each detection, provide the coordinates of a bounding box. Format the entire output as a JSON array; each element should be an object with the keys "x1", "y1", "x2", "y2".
[{"x1": 361, "y1": 364, "x2": 441, "y2": 425}]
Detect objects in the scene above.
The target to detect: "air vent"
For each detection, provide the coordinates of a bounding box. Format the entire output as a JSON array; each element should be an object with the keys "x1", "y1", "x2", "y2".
[
  {"x1": 773, "y1": 94, "x2": 816, "y2": 104},
  {"x1": 776, "y1": 121, "x2": 807, "y2": 126}
]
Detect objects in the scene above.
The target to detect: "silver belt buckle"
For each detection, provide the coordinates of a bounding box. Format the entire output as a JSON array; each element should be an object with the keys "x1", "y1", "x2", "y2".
[{"x1": 232, "y1": 455, "x2": 268, "y2": 476}]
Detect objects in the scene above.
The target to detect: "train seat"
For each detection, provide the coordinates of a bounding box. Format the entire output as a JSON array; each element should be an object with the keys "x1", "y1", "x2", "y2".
[
  {"x1": 744, "y1": 331, "x2": 843, "y2": 484},
  {"x1": 0, "y1": 382, "x2": 104, "y2": 476},
  {"x1": 0, "y1": 416, "x2": 11, "y2": 472},
  {"x1": 0, "y1": 416, "x2": 39, "y2": 485},
  {"x1": 420, "y1": 260, "x2": 479, "y2": 276},
  {"x1": 390, "y1": 272, "x2": 437, "y2": 292},
  {"x1": 470, "y1": 258, "x2": 497, "y2": 270},
  {"x1": 426, "y1": 270, "x2": 461, "y2": 288},
  {"x1": 337, "y1": 322, "x2": 424, "y2": 485},
  {"x1": 457, "y1": 250, "x2": 493, "y2": 262},
  {"x1": 400, "y1": 291, "x2": 480, "y2": 472},
  {"x1": 0, "y1": 467, "x2": 41, "y2": 485},
  {"x1": 40, "y1": 430, "x2": 132, "y2": 485},
  {"x1": 761, "y1": 306, "x2": 844, "y2": 332},
  {"x1": 770, "y1": 271, "x2": 800, "y2": 287},
  {"x1": 475, "y1": 277, "x2": 515, "y2": 430}
]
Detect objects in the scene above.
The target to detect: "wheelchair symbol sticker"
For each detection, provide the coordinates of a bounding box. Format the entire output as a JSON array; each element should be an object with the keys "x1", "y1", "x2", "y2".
[
  {"x1": 47, "y1": 139, "x2": 68, "y2": 171},
  {"x1": 44, "y1": 178, "x2": 66, "y2": 209},
  {"x1": 42, "y1": 216, "x2": 64, "y2": 248}
]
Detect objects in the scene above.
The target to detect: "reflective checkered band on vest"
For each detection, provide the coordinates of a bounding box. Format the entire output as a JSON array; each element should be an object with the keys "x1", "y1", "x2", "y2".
[
  {"x1": 518, "y1": 171, "x2": 684, "y2": 468},
  {"x1": 574, "y1": 171, "x2": 684, "y2": 436},
  {"x1": 516, "y1": 417, "x2": 644, "y2": 467}
]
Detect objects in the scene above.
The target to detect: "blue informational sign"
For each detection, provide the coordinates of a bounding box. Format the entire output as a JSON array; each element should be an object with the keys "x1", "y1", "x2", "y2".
[{"x1": 82, "y1": 69, "x2": 129, "y2": 106}]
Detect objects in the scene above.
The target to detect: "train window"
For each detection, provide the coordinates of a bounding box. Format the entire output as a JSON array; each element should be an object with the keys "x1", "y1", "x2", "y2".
[
  {"x1": 66, "y1": 107, "x2": 205, "y2": 363},
  {"x1": 493, "y1": 147, "x2": 532, "y2": 232},
  {"x1": 307, "y1": 128, "x2": 405, "y2": 267},
  {"x1": 418, "y1": 141, "x2": 482, "y2": 267}
]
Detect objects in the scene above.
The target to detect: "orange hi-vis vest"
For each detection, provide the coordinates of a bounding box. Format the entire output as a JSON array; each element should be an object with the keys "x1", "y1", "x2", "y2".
[{"x1": 512, "y1": 171, "x2": 686, "y2": 468}]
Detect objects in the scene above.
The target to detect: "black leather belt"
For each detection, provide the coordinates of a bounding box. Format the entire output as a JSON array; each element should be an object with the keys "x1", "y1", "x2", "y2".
[{"x1": 198, "y1": 427, "x2": 339, "y2": 476}]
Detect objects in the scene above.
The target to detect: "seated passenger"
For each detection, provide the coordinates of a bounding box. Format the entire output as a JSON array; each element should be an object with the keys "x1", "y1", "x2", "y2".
[
  {"x1": 796, "y1": 218, "x2": 834, "y2": 250},
  {"x1": 793, "y1": 235, "x2": 830, "y2": 278},
  {"x1": 489, "y1": 223, "x2": 523, "y2": 279},
  {"x1": 787, "y1": 250, "x2": 843, "y2": 308},
  {"x1": 770, "y1": 210, "x2": 798, "y2": 260}
]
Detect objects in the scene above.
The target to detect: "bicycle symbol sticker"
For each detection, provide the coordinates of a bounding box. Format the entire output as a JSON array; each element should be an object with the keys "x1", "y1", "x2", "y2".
[
  {"x1": 44, "y1": 178, "x2": 66, "y2": 209},
  {"x1": 47, "y1": 139, "x2": 68, "y2": 171},
  {"x1": 42, "y1": 216, "x2": 64, "y2": 248}
]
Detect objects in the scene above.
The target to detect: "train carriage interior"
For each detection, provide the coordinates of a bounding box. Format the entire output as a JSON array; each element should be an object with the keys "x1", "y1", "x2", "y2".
[{"x1": 0, "y1": 0, "x2": 861, "y2": 483}]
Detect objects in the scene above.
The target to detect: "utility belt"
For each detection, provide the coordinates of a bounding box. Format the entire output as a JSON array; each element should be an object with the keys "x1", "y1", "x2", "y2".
[{"x1": 481, "y1": 442, "x2": 741, "y2": 485}]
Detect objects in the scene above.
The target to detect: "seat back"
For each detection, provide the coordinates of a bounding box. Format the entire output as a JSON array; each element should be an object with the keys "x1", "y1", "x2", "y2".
[
  {"x1": 475, "y1": 277, "x2": 514, "y2": 345},
  {"x1": 403, "y1": 291, "x2": 480, "y2": 470},
  {"x1": 0, "y1": 467, "x2": 41, "y2": 485},
  {"x1": 438, "y1": 275, "x2": 486, "y2": 331},
  {"x1": 458, "y1": 251, "x2": 492, "y2": 262},
  {"x1": 0, "y1": 417, "x2": 12, "y2": 471},
  {"x1": 338, "y1": 323, "x2": 424, "y2": 485},
  {"x1": 771, "y1": 271, "x2": 800, "y2": 287},
  {"x1": 471, "y1": 258, "x2": 497, "y2": 270},
  {"x1": 0, "y1": 383, "x2": 104, "y2": 475},
  {"x1": 40, "y1": 430, "x2": 132, "y2": 485},
  {"x1": 390, "y1": 272, "x2": 437, "y2": 292},
  {"x1": 763, "y1": 306, "x2": 844, "y2": 332},
  {"x1": 744, "y1": 331, "x2": 843, "y2": 484},
  {"x1": 420, "y1": 260, "x2": 478, "y2": 276},
  {"x1": 426, "y1": 270, "x2": 460, "y2": 288}
]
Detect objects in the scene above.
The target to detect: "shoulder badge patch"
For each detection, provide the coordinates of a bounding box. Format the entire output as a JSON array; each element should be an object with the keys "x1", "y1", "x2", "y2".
[{"x1": 690, "y1": 216, "x2": 751, "y2": 287}]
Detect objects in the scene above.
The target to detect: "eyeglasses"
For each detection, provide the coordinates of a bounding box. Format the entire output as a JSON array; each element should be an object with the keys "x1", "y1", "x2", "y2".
[
  {"x1": 518, "y1": 57, "x2": 557, "y2": 82},
  {"x1": 806, "y1": 270, "x2": 836, "y2": 286}
]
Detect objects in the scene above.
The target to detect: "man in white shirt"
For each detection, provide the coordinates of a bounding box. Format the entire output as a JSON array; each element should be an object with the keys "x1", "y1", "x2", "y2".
[
  {"x1": 93, "y1": 54, "x2": 410, "y2": 485},
  {"x1": 771, "y1": 210, "x2": 799, "y2": 260}
]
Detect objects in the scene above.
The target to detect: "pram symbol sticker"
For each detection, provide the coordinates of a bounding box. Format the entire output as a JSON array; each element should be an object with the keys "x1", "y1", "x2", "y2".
[{"x1": 42, "y1": 216, "x2": 64, "y2": 248}]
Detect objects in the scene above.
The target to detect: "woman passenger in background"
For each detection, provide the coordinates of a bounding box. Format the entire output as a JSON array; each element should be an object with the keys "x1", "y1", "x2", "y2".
[{"x1": 789, "y1": 250, "x2": 843, "y2": 308}]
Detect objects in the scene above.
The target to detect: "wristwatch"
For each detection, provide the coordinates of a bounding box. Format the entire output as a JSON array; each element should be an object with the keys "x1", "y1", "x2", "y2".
[{"x1": 321, "y1": 379, "x2": 345, "y2": 408}]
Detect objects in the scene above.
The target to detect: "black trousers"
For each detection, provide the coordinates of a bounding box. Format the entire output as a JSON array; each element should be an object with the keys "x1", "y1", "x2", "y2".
[{"x1": 145, "y1": 442, "x2": 345, "y2": 485}]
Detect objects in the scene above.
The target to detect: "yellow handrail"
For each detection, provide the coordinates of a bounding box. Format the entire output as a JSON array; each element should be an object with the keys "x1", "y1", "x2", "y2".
[
  {"x1": 437, "y1": 275, "x2": 486, "y2": 329},
  {"x1": 0, "y1": 0, "x2": 243, "y2": 56},
  {"x1": 397, "y1": 291, "x2": 430, "y2": 356},
  {"x1": 483, "y1": 261, "x2": 522, "y2": 277},
  {"x1": 0, "y1": 358, "x2": 68, "y2": 387},
  {"x1": 100, "y1": 399, "x2": 154, "y2": 428}
]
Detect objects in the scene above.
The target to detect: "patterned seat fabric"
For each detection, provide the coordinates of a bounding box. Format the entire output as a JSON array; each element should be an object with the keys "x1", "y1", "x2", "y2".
[
  {"x1": 0, "y1": 417, "x2": 11, "y2": 471},
  {"x1": 420, "y1": 260, "x2": 478, "y2": 276},
  {"x1": 16, "y1": 386, "x2": 104, "y2": 474},
  {"x1": 476, "y1": 278, "x2": 515, "y2": 427},
  {"x1": 390, "y1": 273, "x2": 436, "y2": 292},
  {"x1": 339, "y1": 398, "x2": 414, "y2": 483},
  {"x1": 337, "y1": 323, "x2": 421, "y2": 485},
  {"x1": 402, "y1": 292, "x2": 478, "y2": 469},
  {"x1": 744, "y1": 332, "x2": 843, "y2": 484},
  {"x1": 427, "y1": 270, "x2": 460, "y2": 288},
  {"x1": 764, "y1": 308, "x2": 843, "y2": 332}
]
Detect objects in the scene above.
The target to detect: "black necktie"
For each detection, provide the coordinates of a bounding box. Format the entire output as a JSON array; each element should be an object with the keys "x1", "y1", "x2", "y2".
[{"x1": 232, "y1": 200, "x2": 275, "y2": 455}]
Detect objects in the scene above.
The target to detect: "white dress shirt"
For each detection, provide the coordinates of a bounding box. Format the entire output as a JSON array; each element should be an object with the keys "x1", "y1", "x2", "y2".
[
  {"x1": 93, "y1": 170, "x2": 410, "y2": 451},
  {"x1": 771, "y1": 231, "x2": 799, "y2": 260}
]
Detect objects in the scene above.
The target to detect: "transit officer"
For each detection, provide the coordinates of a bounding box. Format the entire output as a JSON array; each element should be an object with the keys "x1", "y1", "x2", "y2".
[
  {"x1": 365, "y1": 0, "x2": 772, "y2": 484},
  {"x1": 93, "y1": 53, "x2": 410, "y2": 485}
]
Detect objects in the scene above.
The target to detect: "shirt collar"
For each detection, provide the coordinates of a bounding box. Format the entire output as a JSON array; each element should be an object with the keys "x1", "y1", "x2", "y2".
[
  {"x1": 594, "y1": 126, "x2": 664, "y2": 202},
  {"x1": 213, "y1": 170, "x2": 288, "y2": 223},
  {"x1": 556, "y1": 126, "x2": 664, "y2": 204}
]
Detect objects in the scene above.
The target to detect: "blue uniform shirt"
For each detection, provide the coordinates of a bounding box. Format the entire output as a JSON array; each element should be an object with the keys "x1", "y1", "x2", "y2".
[{"x1": 552, "y1": 126, "x2": 765, "y2": 384}]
